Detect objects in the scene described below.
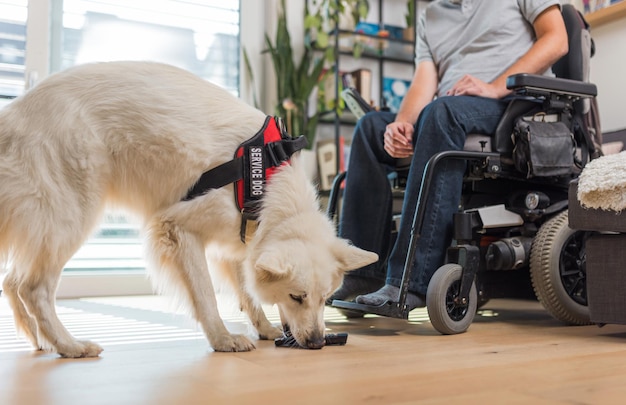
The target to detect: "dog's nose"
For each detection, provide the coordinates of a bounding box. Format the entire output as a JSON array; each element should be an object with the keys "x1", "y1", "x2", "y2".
[{"x1": 305, "y1": 336, "x2": 325, "y2": 350}]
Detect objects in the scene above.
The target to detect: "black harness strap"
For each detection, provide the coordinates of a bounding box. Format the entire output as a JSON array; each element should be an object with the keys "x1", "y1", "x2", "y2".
[
  {"x1": 181, "y1": 116, "x2": 307, "y2": 243},
  {"x1": 182, "y1": 116, "x2": 307, "y2": 202},
  {"x1": 181, "y1": 157, "x2": 243, "y2": 201}
]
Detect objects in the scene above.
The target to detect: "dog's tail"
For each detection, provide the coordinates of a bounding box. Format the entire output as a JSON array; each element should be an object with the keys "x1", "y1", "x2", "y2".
[
  {"x1": 0, "y1": 174, "x2": 16, "y2": 274},
  {"x1": 0, "y1": 221, "x2": 8, "y2": 274}
]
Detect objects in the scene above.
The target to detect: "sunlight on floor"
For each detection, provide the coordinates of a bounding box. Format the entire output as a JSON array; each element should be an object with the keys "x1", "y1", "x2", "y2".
[
  {"x1": 0, "y1": 294, "x2": 436, "y2": 354},
  {"x1": 0, "y1": 298, "x2": 206, "y2": 353},
  {"x1": 81, "y1": 294, "x2": 433, "y2": 325}
]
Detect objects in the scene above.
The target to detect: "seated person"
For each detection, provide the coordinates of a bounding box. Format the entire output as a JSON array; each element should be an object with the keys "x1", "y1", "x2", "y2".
[{"x1": 329, "y1": 0, "x2": 568, "y2": 309}]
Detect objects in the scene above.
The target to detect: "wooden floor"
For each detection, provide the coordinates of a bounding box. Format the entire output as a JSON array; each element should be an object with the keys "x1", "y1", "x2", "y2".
[{"x1": 1, "y1": 294, "x2": 626, "y2": 405}]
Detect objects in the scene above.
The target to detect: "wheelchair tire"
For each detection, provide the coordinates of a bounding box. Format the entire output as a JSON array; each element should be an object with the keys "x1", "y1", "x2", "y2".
[
  {"x1": 427, "y1": 264, "x2": 478, "y2": 335},
  {"x1": 530, "y1": 210, "x2": 592, "y2": 326}
]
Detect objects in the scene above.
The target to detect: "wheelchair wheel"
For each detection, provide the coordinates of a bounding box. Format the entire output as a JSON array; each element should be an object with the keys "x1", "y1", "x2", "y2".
[
  {"x1": 530, "y1": 210, "x2": 591, "y2": 325},
  {"x1": 427, "y1": 264, "x2": 478, "y2": 335}
]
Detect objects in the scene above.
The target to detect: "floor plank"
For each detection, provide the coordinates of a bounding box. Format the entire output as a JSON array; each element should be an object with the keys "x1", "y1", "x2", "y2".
[{"x1": 1, "y1": 295, "x2": 626, "y2": 405}]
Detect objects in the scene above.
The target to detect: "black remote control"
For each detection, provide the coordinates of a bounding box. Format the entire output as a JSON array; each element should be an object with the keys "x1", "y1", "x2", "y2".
[
  {"x1": 324, "y1": 333, "x2": 348, "y2": 346},
  {"x1": 274, "y1": 332, "x2": 348, "y2": 348}
]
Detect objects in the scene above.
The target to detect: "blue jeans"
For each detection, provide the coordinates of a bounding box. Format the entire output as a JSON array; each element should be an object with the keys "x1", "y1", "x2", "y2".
[{"x1": 339, "y1": 95, "x2": 509, "y2": 296}]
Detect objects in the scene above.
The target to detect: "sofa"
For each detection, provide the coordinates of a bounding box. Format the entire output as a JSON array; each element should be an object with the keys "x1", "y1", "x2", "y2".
[{"x1": 569, "y1": 150, "x2": 626, "y2": 325}]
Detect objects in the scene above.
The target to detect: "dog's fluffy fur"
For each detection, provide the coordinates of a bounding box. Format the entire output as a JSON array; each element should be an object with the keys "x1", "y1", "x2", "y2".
[{"x1": 0, "y1": 61, "x2": 377, "y2": 357}]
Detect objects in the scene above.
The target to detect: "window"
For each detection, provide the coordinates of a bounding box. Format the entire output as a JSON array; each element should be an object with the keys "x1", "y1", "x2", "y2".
[
  {"x1": 47, "y1": 0, "x2": 241, "y2": 278},
  {"x1": 0, "y1": 1, "x2": 244, "y2": 295},
  {"x1": 0, "y1": 0, "x2": 27, "y2": 106},
  {"x1": 51, "y1": 0, "x2": 241, "y2": 94},
  {"x1": 1, "y1": 1, "x2": 243, "y2": 100}
]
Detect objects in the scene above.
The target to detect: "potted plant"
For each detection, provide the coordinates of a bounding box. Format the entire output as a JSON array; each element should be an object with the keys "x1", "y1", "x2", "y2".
[
  {"x1": 403, "y1": 0, "x2": 416, "y2": 41},
  {"x1": 263, "y1": 0, "x2": 327, "y2": 151},
  {"x1": 306, "y1": 0, "x2": 370, "y2": 61},
  {"x1": 303, "y1": 0, "x2": 370, "y2": 118},
  {"x1": 342, "y1": 0, "x2": 370, "y2": 31}
]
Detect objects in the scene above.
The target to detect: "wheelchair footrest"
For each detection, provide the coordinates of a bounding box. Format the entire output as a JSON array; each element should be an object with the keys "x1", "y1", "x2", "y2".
[{"x1": 331, "y1": 299, "x2": 410, "y2": 320}]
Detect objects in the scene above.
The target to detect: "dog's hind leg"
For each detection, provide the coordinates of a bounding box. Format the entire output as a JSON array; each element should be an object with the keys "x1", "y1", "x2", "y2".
[
  {"x1": 2, "y1": 269, "x2": 40, "y2": 349},
  {"x1": 147, "y1": 219, "x2": 256, "y2": 352},
  {"x1": 16, "y1": 250, "x2": 103, "y2": 358}
]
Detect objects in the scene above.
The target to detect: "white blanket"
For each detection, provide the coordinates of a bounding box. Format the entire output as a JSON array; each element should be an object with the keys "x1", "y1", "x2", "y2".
[{"x1": 577, "y1": 150, "x2": 626, "y2": 212}]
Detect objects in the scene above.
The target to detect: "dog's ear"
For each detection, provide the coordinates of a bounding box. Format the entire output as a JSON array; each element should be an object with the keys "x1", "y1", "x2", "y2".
[
  {"x1": 255, "y1": 249, "x2": 292, "y2": 282},
  {"x1": 333, "y1": 240, "x2": 378, "y2": 272}
]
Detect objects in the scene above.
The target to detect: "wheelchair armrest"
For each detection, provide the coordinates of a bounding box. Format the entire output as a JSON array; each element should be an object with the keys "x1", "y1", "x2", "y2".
[{"x1": 506, "y1": 73, "x2": 597, "y2": 99}]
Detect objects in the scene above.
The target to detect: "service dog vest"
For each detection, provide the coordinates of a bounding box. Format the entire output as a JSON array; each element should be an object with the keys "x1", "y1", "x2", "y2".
[{"x1": 182, "y1": 116, "x2": 307, "y2": 243}]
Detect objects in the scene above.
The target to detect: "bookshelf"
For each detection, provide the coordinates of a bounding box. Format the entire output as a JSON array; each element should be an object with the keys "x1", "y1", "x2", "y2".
[
  {"x1": 585, "y1": 1, "x2": 626, "y2": 27},
  {"x1": 321, "y1": 0, "x2": 418, "y2": 181}
]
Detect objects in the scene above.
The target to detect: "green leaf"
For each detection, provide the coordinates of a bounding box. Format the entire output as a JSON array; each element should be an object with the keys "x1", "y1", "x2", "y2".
[
  {"x1": 257, "y1": 0, "x2": 331, "y2": 148},
  {"x1": 242, "y1": 47, "x2": 260, "y2": 109},
  {"x1": 316, "y1": 31, "x2": 329, "y2": 49},
  {"x1": 304, "y1": 14, "x2": 321, "y2": 30}
]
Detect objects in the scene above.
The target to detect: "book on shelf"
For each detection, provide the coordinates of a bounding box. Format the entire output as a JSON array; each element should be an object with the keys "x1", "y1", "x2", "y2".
[
  {"x1": 320, "y1": 68, "x2": 372, "y2": 112},
  {"x1": 316, "y1": 137, "x2": 346, "y2": 191},
  {"x1": 319, "y1": 68, "x2": 343, "y2": 111},
  {"x1": 354, "y1": 22, "x2": 406, "y2": 40},
  {"x1": 342, "y1": 68, "x2": 372, "y2": 107}
]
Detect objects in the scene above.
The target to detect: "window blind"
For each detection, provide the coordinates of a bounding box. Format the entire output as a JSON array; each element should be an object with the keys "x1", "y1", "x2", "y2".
[
  {"x1": 55, "y1": 0, "x2": 241, "y2": 94},
  {"x1": 0, "y1": 0, "x2": 241, "y2": 99}
]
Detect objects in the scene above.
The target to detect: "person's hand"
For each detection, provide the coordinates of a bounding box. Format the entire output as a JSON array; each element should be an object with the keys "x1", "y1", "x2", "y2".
[
  {"x1": 446, "y1": 74, "x2": 506, "y2": 99},
  {"x1": 383, "y1": 121, "x2": 414, "y2": 158}
]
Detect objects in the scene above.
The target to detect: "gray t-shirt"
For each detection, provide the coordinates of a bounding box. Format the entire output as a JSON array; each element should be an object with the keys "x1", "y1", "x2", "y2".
[{"x1": 416, "y1": 0, "x2": 561, "y2": 97}]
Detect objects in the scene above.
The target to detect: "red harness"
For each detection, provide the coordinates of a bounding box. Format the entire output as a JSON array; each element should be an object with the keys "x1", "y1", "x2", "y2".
[{"x1": 182, "y1": 116, "x2": 307, "y2": 242}]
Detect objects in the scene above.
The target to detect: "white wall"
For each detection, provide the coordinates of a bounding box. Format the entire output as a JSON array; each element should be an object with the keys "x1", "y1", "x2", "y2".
[
  {"x1": 239, "y1": 0, "x2": 271, "y2": 111},
  {"x1": 589, "y1": 19, "x2": 626, "y2": 133},
  {"x1": 24, "y1": 0, "x2": 50, "y2": 89}
]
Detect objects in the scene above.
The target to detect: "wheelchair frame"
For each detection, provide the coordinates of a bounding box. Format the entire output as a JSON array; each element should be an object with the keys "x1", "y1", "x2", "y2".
[{"x1": 328, "y1": 72, "x2": 598, "y2": 333}]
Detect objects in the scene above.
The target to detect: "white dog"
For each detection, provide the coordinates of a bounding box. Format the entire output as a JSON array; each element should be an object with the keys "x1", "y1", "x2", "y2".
[{"x1": 0, "y1": 61, "x2": 377, "y2": 357}]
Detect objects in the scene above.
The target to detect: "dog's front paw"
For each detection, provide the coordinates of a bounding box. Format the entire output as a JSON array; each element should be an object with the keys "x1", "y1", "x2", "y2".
[
  {"x1": 257, "y1": 325, "x2": 283, "y2": 341},
  {"x1": 59, "y1": 340, "x2": 103, "y2": 358},
  {"x1": 212, "y1": 334, "x2": 256, "y2": 352}
]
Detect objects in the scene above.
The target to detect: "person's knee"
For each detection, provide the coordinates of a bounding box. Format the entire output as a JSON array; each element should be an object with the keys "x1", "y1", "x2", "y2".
[
  {"x1": 356, "y1": 111, "x2": 380, "y2": 133},
  {"x1": 421, "y1": 97, "x2": 458, "y2": 123},
  {"x1": 418, "y1": 97, "x2": 468, "y2": 148},
  {"x1": 355, "y1": 111, "x2": 393, "y2": 141}
]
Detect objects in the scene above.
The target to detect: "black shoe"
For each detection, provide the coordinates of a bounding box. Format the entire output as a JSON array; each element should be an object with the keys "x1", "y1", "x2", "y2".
[
  {"x1": 355, "y1": 284, "x2": 426, "y2": 311},
  {"x1": 325, "y1": 275, "x2": 384, "y2": 306}
]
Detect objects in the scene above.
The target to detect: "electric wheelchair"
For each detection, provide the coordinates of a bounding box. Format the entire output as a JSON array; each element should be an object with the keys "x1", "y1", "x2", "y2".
[{"x1": 327, "y1": 4, "x2": 602, "y2": 335}]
